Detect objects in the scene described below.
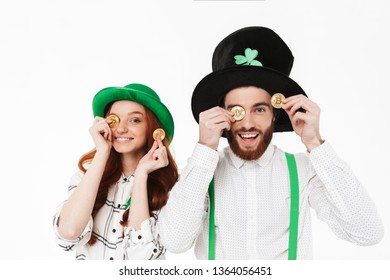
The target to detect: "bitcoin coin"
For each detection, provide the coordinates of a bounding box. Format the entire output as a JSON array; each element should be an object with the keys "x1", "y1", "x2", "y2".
[
  {"x1": 106, "y1": 114, "x2": 120, "y2": 128},
  {"x1": 231, "y1": 105, "x2": 245, "y2": 121},
  {"x1": 271, "y1": 93, "x2": 285, "y2": 109},
  {"x1": 153, "y1": 128, "x2": 166, "y2": 141}
]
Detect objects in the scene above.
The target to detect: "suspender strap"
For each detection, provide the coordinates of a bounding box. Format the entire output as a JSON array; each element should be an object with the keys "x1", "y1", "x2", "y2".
[
  {"x1": 285, "y1": 152, "x2": 299, "y2": 260},
  {"x1": 207, "y1": 152, "x2": 299, "y2": 260}
]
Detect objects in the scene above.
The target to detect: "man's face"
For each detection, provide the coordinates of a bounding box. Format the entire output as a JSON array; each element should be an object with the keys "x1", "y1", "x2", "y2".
[{"x1": 224, "y1": 86, "x2": 274, "y2": 161}]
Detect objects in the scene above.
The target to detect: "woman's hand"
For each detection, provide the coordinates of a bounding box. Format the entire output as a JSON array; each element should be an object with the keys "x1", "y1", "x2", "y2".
[
  {"x1": 135, "y1": 138, "x2": 169, "y2": 176},
  {"x1": 89, "y1": 116, "x2": 113, "y2": 153}
]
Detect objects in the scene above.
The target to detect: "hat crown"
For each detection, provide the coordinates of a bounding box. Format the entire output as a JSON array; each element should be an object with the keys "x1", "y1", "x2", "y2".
[
  {"x1": 212, "y1": 26, "x2": 294, "y2": 76},
  {"x1": 124, "y1": 83, "x2": 161, "y2": 102}
]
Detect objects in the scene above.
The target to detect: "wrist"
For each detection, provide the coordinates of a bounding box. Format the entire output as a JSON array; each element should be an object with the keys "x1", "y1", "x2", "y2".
[
  {"x1": 198, "y1": 140, "x2": 218, "y2": 151},
  {"x1": 94, "y1": 149, "x2": 111, "y2": 160},
  {"x1": 134, "y1": 168, "x2": 148, "y2": 179},
  {"x1": 305, "y1": 138, "x2": 324, "y2": 152}
]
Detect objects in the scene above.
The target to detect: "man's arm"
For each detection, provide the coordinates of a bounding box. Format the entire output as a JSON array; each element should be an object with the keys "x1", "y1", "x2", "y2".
[
  {"x1": 308, "y1": 141, "x2": 384, "y2": 245},
  {"x1": 159, "y1": 143, "x2": 219, "y2": 253}
]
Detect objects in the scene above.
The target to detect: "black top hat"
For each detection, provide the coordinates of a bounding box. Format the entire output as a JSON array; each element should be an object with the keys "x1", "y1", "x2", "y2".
[{"x1": 191, "y1": 26, "x2": 307, "y2": 132}]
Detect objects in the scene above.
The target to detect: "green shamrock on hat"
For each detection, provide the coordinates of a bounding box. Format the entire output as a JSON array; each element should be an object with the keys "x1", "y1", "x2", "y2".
[{"x1": 234, "y1": 48, "x2": 262, "y2": 66}]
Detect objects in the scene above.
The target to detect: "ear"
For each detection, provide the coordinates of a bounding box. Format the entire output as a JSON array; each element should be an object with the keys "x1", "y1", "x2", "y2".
[{"x1": 272, "y1": 108, "x2": 279, "y2": 122}]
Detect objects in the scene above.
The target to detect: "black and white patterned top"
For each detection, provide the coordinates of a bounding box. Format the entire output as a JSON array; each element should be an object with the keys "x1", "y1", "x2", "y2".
[{"x1": 53, "y1": 172, "x2": 165, "y2": 260}]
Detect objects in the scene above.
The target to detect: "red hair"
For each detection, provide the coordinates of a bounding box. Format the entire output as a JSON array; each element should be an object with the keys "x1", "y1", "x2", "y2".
[{"x1": 78, "y1": 105, "x2": 178, "y2": 245}]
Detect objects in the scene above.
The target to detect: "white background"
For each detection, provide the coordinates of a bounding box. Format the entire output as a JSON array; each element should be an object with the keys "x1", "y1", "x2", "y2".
[{"x1": 0, "y1": 0, "x2": 389, "y2": 262}]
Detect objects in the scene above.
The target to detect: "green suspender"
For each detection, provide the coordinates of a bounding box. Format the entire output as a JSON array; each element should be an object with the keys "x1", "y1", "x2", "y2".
[
  {"x1": 208, "y1": 177, "x2": 215, "y2": 260},
  {"x1": 285, "y1": 152, "x2": 299, "y2": 260},
  {"x1": 207, "y1": 152, "x2": 299, "y2": 260}
]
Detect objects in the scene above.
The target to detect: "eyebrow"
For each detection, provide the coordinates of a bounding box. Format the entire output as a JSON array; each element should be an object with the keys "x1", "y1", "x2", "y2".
[
  {"x1": 127, "y1": 111, "x2": 145, "y2": 116},
  {"x1": 253, "y1": 102, "x2": 271, "y2": 109},
  {"x1": 226, "y1": 102, "x2": 271, "y2": 110},
  {"x1": 108, "y1": 111, "x2": 145, "y2": 118}
]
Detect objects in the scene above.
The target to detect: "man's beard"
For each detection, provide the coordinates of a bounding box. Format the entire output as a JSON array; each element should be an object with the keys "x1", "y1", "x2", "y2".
[{"x1": 226, "y1": 122, "x2": 274, "y2": 161}]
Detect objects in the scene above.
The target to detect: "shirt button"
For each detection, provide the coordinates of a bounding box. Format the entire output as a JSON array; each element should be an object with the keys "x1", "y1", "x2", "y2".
[
  {"x1": 138, "y1": 235, "x2": 142, "y2": 240},
  {"x1": 112, "y1": 229, "x2": 116, "y2": 233},
  {"x1": 109, "y1": 257, "x2": 114, "y2": 260},
  {"x1": 118, "y1": 204, "x2": 121, "y2": 208}
]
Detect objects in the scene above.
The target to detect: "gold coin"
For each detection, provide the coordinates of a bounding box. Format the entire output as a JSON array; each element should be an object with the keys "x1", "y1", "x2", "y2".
[
  {"x1": 106, "y1": 114, "x2": 120, "y2": 128},
  {"x1": 271, "y1": 93, "x2": 285, "y2": 109},
  {"x1": 231, "y1": 105, "x2": 245, "y2": 121},
  {"x1": 153, "y1": 128, "x2": 166, "y2": 141}
]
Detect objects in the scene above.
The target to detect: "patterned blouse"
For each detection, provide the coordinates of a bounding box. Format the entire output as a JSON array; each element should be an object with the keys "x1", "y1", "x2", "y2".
[{"x1": 53, "y1": 172, "x2": 165, "y2": 260}]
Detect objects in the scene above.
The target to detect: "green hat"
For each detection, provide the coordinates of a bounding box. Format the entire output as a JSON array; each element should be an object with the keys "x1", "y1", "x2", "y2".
[{"x1": 92, "y1": 83, "x2": 174, "y2": 142}]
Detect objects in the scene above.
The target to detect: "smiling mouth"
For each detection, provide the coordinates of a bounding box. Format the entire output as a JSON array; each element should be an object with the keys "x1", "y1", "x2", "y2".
[
  {"x1": 239, "y1": 133, "x2": 259, "y2": 140},
  {"x1": 115, "y1": 137, "x2": 133, "y2": 142}
]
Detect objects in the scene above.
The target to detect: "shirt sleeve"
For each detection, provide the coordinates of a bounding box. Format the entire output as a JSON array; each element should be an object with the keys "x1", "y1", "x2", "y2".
[
  {"x1": 307, "y1": 141, "x2": 384, "y2": 245},
  {"x1": 159, "y1": 143, "x2": 219, "y2": 253},
  {"x1": 122, "y1": 214, "x2": 165, "y2": 260},
  {"x1": 52, "y1": 171, "x2": 93, "y2": 250}
]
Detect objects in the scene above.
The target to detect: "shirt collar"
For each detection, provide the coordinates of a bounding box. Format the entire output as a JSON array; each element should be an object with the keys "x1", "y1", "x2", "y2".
[
  {"x1": 120, "y1": 173, "x2": 134, "y2": 183},
  {"x1": 227, "y1": 142, "x2": 274, "y2": 169}
]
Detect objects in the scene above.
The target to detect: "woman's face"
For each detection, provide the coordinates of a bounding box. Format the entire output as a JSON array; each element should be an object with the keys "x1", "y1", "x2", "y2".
[{"x1": 108, "y1": 100, "x2": 148, "y2": 157}]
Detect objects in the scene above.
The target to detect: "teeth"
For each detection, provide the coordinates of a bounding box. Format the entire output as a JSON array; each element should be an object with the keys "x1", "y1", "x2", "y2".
[
  {"x1": 116, "y1": 137, "x2": 130, "y2": 141},
  {"x1": 241, "y1": 134, "x2": 257, "y2": 138}
]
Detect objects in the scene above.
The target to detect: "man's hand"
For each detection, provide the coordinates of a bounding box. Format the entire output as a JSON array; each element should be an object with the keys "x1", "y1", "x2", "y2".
[
  {"x1": 283, "y1": 94, "x2": 324, "y2": 151},
  {"x1": 198, "y1": 106, "x2": 235, "y2": 150}
]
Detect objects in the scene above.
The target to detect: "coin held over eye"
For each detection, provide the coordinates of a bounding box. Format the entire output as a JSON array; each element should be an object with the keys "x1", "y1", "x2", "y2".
[
  {"x1": 231, "y1": 105, "x2": 245, "y2": 121},
  {"x1": 153, "y1": 128, "x2": 165, "y2": 141},
  {"x1": 106, "y1": 114, "x2": 120, "y2": 128},
  {"x1": 271, "y1": 93, "x2": 285, "y2": 109}
]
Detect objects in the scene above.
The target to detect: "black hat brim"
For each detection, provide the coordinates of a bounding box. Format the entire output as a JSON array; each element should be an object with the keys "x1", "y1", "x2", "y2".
[{"x1": 191, "y1": 66, "x2": 306, "y2": 133}]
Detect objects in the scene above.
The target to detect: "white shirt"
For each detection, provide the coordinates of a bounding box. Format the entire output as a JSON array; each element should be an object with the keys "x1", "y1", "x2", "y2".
[
  {"x1": 53, "y1": 172, "x2": 165, "y2": 260},
  {"x1": 159, "y1": 141, "x2": 384, "y2": 259}
]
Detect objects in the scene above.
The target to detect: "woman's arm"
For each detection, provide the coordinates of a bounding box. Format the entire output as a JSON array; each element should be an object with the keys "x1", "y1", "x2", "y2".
[
  {"x1": 127, "y1": 138, "x2": 168, "y2": 229},
  {"x1": 57, "y1": 117, "x2": 112, "y2": 240}
]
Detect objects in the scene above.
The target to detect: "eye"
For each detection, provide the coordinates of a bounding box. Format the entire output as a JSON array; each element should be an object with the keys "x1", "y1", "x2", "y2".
[
  {"x1": 128, "y1": 118, "x2": 141, "y2": 124},
  {"x1": 255, "y1": 107, "x2": 266, "y2": 113}
]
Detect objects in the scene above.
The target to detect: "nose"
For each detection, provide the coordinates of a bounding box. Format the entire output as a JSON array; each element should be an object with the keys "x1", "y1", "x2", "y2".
[
  {"x1": 116, "y1": 121, "x2": 128, "y2": 134},
  {"x1": 239, "y1": 113, "x2": 255, "y2": 130}
]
